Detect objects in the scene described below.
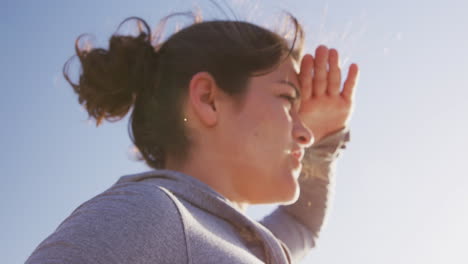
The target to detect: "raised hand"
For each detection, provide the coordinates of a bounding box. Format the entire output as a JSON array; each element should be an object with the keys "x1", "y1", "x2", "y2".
[{"x1": 298, "y1": 45, "x2": 359, "y2": 143}]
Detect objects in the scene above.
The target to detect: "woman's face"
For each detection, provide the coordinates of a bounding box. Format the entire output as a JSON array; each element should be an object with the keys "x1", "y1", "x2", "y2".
[{"x1": 218, "y1": 58, "x2": 314, "y2": 205}]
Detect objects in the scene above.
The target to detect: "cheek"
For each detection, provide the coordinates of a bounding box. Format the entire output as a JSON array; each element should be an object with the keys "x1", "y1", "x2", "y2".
[
  {"x1": 255, "y1": 105, "x2": 292, "y2": 135},
  {"x1": 245, "y1": 106, "x2": 293, "y2": 160},
  {"x1": 233, "y1": 101, "x2": 298, "y2": 202}
]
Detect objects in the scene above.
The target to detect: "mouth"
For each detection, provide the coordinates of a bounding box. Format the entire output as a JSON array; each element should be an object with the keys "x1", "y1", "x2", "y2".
[
  {"x1": 293, "y1": 157, "x2": 302, "y2": 167},
  {"x1": 291, "y1": 149, "x2": 304, "y2": 161},
  {"x1": 291, "y1": 154, "x2": 303, "y2": 171},
  {"x1": 284, "y1": 148, "x2": 304, "y2": 172}
]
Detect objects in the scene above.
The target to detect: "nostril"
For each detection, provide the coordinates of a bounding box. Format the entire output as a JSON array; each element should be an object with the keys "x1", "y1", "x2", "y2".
[
  {"x1": 293, "y1": 120, "x2": 314, "y2": 146},
  {"x1": 297, "y1": 133, "x2": 314, "y2": 147}
]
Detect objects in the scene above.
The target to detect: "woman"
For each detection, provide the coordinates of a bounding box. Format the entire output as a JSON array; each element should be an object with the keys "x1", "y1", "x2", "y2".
[{"x1": 26, "y1": 11, "x2": 358, "y2": 264}]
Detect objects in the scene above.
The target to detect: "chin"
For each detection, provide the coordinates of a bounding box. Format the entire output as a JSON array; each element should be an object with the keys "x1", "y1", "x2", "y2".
[
  {"x1": 248, "y1": 168, "x2": 301, "y2": 205},
  {"x1": 273, "y1": 175, "x2": 300, "y2": 205},
  {"x1": 278, "y1": 185, "x2": 300, "y2": 205}
]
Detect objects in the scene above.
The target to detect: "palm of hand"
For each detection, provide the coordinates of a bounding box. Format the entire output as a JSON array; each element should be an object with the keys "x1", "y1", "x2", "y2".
[
  {"x1": 299, "y1": 94, "x2": 352, "y2": 143},
  {"x1": 298, "y1": 46, "x2": 359, "y2": 143}
]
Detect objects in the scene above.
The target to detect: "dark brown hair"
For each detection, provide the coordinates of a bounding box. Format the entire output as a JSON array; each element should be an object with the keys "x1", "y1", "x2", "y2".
[{"x1": 63, "y1": 11, "x2": 304, "y2": 169}]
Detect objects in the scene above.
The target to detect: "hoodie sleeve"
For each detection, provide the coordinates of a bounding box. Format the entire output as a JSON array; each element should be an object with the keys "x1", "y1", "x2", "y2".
[
  {"x1": 260, "y1": 127, "x2": 350, "y2": 262},
  {"x1": 25, "y1": 182, "x2": 188, "y2": 264}
]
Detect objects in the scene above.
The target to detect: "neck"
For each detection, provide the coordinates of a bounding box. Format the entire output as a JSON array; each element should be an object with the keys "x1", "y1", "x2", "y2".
[{"x1": 165, "y1": 151, "x2": 249, "y2": 213}]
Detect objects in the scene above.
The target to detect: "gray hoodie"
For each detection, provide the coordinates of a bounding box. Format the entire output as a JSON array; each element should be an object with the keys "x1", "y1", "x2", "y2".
[{"x1": 25, "y1": 128, "x2": 350, "y2": 264}]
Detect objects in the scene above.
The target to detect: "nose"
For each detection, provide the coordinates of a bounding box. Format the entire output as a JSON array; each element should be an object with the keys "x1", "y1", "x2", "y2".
[{"x1": 292, "y1": 116, "x2": 314, "y2": 148}]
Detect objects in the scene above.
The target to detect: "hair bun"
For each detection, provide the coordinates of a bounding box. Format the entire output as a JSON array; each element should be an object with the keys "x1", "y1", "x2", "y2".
[
  {"x1": 63, "y1": 17, "x2": 157, "y2": 126},
  {"x1": 108, "y1": 31, "x2": 157, "y2": 94}
]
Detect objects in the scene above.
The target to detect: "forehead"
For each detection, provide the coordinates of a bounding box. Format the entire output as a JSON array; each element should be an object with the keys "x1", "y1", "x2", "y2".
[
  {"x1": 244, "y1": 57, "x2": 300, "y2": 98},
  {"x1": 273, "y1": 58, "x2": 298, "y2": 78},
  {"x1": 261, "y1": 58, "x2": 299, "y2": 84}
]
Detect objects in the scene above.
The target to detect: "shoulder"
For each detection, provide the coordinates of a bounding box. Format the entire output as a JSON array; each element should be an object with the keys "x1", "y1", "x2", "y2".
[{"x1": 26, "y1": 181, "x2": 188, "y2": 264}]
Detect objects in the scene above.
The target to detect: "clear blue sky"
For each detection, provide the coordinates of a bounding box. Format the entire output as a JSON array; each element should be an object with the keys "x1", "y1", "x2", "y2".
[{"x1": 2, "y1": 0, "x2": 467, "y2": 263}]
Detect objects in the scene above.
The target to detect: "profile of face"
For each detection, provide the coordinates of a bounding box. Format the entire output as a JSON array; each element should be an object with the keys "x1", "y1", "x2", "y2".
[
  {"x1": 181, "y1": 56, "x2": 314, "y2": 207},
  {"x1": 213, "y1": 58, "x2": 314, "y2": 205}
]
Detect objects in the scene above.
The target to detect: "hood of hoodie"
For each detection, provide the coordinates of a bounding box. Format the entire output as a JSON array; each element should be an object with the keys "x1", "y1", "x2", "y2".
[{"x1": 115, "y1": 169, "x2": 291, "y2": 264}]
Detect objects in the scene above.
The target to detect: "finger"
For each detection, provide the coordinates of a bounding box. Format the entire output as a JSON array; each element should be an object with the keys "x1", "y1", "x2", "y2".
[
  {"x1": 328, "y1": 48, "x2": 341, "y2": 96},
  {"x1": 298, "y1": 54, "x2": 314, "y2": 100},
  {"x1": 342, "y1": 63, "x2": 359, "y2": 100},
  {"x1": 313, "y1": 45, "x2": 329, "y2": 97}
]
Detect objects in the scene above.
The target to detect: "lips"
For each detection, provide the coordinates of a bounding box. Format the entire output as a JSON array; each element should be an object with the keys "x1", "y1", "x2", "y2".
[
  {"x1": 291, "y1": 152, "x2": 303, "y2": 171},
  {"x1": 291, "y1": 149, "x2": 304, "y2": 161}
]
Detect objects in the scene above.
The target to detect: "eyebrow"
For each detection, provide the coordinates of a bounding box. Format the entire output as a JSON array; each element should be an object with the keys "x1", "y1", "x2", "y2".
[{"x1": 276, "y1": 80, "x2": 301, "y2": 99}]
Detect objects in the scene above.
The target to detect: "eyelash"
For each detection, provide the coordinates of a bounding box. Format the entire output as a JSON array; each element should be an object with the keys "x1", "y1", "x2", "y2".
[{"x1": 280, "y1": 94, "x2": 297, "y2": 106}]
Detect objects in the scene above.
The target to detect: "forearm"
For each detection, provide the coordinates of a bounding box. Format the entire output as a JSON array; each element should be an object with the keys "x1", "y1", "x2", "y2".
[{"x1": 280, "y1": 127, "x2": 350, "y2": 242}]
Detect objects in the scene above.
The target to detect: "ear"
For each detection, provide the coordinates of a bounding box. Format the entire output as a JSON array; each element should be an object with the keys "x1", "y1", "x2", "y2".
[{"x1": 187, "y1": 72, "x2": 219, "y2": 127}]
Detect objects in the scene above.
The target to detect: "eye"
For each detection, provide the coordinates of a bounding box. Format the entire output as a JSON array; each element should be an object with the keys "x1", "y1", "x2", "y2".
[{"x1": 280, "y1": 94, "x2": 297, "y2": 106}]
